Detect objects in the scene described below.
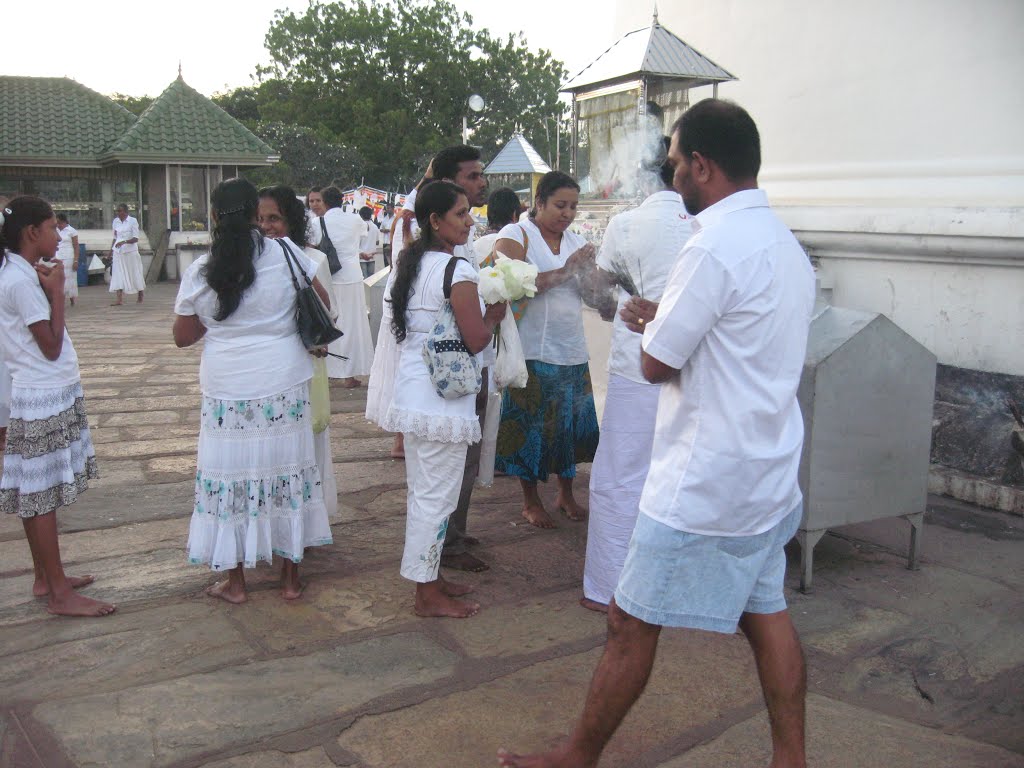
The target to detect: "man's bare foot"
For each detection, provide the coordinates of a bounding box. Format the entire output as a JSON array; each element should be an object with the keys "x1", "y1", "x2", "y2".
[
  {"x1": 440, "y1": 551, "x2": 489, "y2": 572},
  {"x1": 414, "y1": 583, "x2": 480, "y2": 618},
  {"x1": 46, "y1": 591, "x2": 116, "y2": 618},
  {"x1": 556, "y1": 496, "x2": 587, "y2": 522},
  {"x1": 33, "y1": 574, "x2": 94, "y2": 597},
  {"x1": 439, "y1": 576, "x2": 474, "y2": 597},
  {"x1": 206, "y1": 580, "x2": 247, "y2": 604},
  {"x1": 390, "y1": 434, "x2": 405, "y2": 460},
  {"x1": 497, "y1": 745, "x2": 594, "y2": 767},
  {"x1": 522, "y1": 504, "x2": 556, "y2": 529},
  {"x1": 579, "y1": 596, "x2": 609, "y2": 614}
]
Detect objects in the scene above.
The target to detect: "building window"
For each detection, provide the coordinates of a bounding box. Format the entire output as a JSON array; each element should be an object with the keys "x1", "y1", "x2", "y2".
[
  {"x1": 168, "y1": 165, "x2": 213, "y2": 231},
  {"x1": 0, "y1": 176, "x2": 137, "y2": 229}
]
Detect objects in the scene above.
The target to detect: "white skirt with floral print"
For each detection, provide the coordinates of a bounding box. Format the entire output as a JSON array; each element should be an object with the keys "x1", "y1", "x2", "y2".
[{"x1": 187, "y1": 381, "x2": 332, "y2": 571}]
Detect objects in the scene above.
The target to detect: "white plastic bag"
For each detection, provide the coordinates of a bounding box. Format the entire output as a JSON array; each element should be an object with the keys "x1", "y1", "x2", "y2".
[
  {"x1": 492, "y1": 312, "x2": 528, "y2": 389},
  {"x1": 476, "y1": 388, "x2": 503, "y2": 487}
]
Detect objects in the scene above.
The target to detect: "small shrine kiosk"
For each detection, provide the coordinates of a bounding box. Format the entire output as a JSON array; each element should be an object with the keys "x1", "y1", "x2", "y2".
[
  {"x1": 483, "y1": 133, "x2": 552, "y2": 206},
  {"x1": 560, "y1": 12, "x2": 736, "y2": 195}
]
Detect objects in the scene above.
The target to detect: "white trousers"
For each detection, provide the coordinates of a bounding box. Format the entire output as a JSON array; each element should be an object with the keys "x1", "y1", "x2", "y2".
[
  {"x1": 584, "y1": 374, "x2": 661, "y2": 604},
  {"x1": 400, "y1": 433, "x2": 468, "y2": 583}
]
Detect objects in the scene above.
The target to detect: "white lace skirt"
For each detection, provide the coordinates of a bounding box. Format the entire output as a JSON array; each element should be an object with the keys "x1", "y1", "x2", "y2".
[
  {"x1": 187, "y1": 382, "x2": 332, "y2": 570},
  {"x1": 326, "y1": 281, "x2": 374, "y2": 378},
  {"x1": 0, "y1": 382, "x2": 98, "y2": 518},
  {"x1": 364, "y1": 297, "x2": 398, "y2": 428},
  {"x1": 108, "y1": 250, "x2": 145, "y2": 294}
]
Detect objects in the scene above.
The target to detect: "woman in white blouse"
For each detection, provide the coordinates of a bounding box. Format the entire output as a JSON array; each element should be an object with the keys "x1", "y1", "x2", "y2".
[
  {"x1": 55, "y1": 213, "x2": 79, "y2": 305},
  {"x1": 173, "y1": 178, "x2": 334, "y2": 604},
  {"x1": 384, "y1": 180, "x2": 506, "y2": 618},
  {"x1": 494, "y1": 171, "x2": 600, "y2": 529}
]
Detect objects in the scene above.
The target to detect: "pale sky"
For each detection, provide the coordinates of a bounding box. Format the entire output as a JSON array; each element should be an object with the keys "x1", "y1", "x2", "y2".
[{"x1": 5, "y1": 0, "x2": 629, "y2": 98}]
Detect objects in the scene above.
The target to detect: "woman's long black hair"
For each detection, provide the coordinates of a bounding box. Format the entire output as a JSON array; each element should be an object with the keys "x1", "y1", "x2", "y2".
[
  {"x1": 0, "y1": 196, "x2": 54, "y2": 266},
  {"x1": 204, "y1": 178, "x2": 261, "y2": 321},
  {"x1": 389, "y1": 180, "x2": 465, "y2": 344},
  {"x1": 258, "y1": 184, "x2": 308, "y2": 246}
]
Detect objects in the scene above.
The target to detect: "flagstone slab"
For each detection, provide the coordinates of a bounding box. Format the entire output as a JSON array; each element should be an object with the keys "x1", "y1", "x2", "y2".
[
  {"x1": 99, "y1": 410, "x2": 183, "y2": 427},
  {"x1": 228, "y1": 568, "x2": 414, "y2": 653},
  {"x1": 58, "y1": 481, "x2": 193, "y2": 531},
  {"x1": 655, "y1": 694, "x2": 1024, "y2": 768},
  {"x1": 337, "y1": 631, "x2": 760, "y2": 768},
  {"x1": 144, "y1": 455, "x2": 198, "y2": 483},
  {"x1": 86, "y1": 395, "x2": 197, "y2": 414},
  {"x1": 441, "y1": 587, "x2": 606, "y2": 658},
  {"x1": 0, "y1": 601, "x2": 253, "y2": 703},
  {"x1": 93, "y1": 436, "x2": 196, "y2": 459},
  {"x1": 329, "y1": 436, "x2": 395, "y2": 462},
  {"x1": 200, "y1": 746, "x2": 337, "y2": 768},
  {"x1": 34, "y1": 632, "x2": 458, "y2": 768}
]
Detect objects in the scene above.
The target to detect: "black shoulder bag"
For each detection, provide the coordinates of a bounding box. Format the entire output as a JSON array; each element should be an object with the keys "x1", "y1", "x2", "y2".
[
  {"x1": 278, "y1": 238, "x2": 345, "y2": 350},
  {"x1": 319, "y1": 217, "x2": 343, "y2": 275}
]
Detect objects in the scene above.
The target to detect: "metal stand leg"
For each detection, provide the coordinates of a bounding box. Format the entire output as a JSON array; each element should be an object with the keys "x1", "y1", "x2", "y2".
[
  {"x1": 904, "y1": 511, "x2": 925, "y2": 571},
  {"x1": 796, "y1": 528, "x2": 826, "y2": 593}
]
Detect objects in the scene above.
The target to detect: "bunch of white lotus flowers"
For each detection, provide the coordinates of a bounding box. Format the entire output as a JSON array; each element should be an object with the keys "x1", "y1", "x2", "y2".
[{"x1": 478, "y1": 254, "x2": 538, "y2": 305}]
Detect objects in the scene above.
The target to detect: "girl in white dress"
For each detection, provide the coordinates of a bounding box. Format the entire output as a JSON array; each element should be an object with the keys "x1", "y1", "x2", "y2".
[
  {"x1": 384, "y1": 181, "x2": 506, "y2": 618},
  {"x1": 173, "y1": 178, "x2": 334, "y2": 603},
  {"x1": 55, "y1": 213, "x2": 79, "y2": 305},
  {"x1": 0, "y1": 196, "x2": 113, "y2": 617}
]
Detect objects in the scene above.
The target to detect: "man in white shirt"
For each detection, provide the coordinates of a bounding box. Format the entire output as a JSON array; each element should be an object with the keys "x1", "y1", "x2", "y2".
[
  {"x1": 500, "y1": 100, "x2": 815, "y2": 768},
  {"x1": 581, "y1": 144, "x2": 693, "y2": 612},
  {"x1": 379, "y1": 203, "x2": 395, "y2": 267},
  {"x1": 427, "y1": 145, "x2": 490, "y2": 574},
  {"x1": 357, "y1": 206, "x2": 380, "y2": 278}
]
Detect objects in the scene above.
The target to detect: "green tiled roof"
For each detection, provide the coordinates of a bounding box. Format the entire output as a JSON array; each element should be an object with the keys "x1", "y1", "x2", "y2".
[
  {"x1": 106, "y1": 76, "x2": 277, "y2": 164},
  {"x1": 0, "y1": 76, "x2": 136, "y2": 166}
]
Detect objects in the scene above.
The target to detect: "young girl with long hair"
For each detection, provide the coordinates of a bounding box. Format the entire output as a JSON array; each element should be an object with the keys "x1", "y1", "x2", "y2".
[
  {"x1": 383, "y1": 180, "x2": 506, "y2": 618},
  {"x1": 0, "y1": 196, "x2": 114, "y2": 617}
]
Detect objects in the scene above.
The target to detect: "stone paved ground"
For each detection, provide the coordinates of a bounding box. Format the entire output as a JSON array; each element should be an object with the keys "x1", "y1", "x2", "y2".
[{"x1": 1, "y1": 283, "x2": 1022, "y2": 768}]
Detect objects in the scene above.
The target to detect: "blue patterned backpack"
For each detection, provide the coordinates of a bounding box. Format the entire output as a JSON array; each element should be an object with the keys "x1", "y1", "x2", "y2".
[{"x1": 421, "y1": 256, "x2": 482, "y2": 400}]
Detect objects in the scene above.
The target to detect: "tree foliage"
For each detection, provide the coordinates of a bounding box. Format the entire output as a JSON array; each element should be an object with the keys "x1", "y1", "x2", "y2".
[
  {"x1": 241, "y1": 0, "x2": 568, "y2": 189},
  {"x1": 239, "y1": 122, "x2": 365, "y2": 192},
  {"x1": 110, "y1": 93, "x2": 154, "y2": 116}
]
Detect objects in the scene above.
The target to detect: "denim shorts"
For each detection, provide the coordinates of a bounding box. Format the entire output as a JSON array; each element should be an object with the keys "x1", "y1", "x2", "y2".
[{"x1": 614, "y1": 503, "x2": 802, "y2": 634}]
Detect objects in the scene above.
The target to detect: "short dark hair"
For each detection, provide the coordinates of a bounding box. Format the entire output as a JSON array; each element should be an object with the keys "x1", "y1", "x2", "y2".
[
  {"x1": 358, "y1": 206, "x2": 373, "y2": 220},
  {"x1": 116, "y1": 203, "x2": 129, "y2": 213},
  {"x1": 658, "y1": 136, "x2": 674, "y2": 187},
  {"x1": 535, "y1": 171, "x2": 580, "y2": 206},
  {"x1": 432, "y1": 145, "x2": 482, "y2": 182},
  {"x1": 673, "y1": 99, "x2": 761, "y2": 181},
  {"x1": 322, "y1": 186, "x2": 344, "y2": 209},
  {"x1": 487, "y1": 187, "x2": 521, "y2": 230},
  {"x1": 56, "y1": 211, "x2": 69, "y2": 223}
]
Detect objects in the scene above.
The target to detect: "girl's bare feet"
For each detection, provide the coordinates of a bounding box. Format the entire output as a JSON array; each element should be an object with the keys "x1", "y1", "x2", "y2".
[
  {"x1": 47, "y1": 590, "x2": 116, "y2": 618},
  {"x1": 280, "y1": 560, "x2": 304, "y2": 600},
  {"x1": 414, "y1": 580, "x2": 480, "y2": 618},
  {"x1": 206, "y1": 579, "x2": 247, "y2": 604},
  {"x1": 497, "y1": 745, "x2": 594, "y2": 768},
  {"x1": 439, "y1": 575, "x2": 474, "y2": 597},
  {"x1": 33, "y1": 574, "x2": 94, "y2": 597},
  {"x1": 390, "y1": 433, "x2": 405, "y2": 459}
]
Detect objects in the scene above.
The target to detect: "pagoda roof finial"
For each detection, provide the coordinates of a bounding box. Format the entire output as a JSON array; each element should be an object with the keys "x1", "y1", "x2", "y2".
[
  {"x1": 653, "y1": 3, "x2": 659, "y2": 24},
  {"x1": 177, "y1": 61, "x2": 183, "y2": 80}
]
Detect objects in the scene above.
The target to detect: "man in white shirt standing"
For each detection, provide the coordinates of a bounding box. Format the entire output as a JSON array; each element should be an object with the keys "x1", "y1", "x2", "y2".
[
  {"x1": 580, "y1": 141, "x2": 693, "y2": 613},
  {"x1": 500, "y1": 100, "x2": 816, "y2": 768},
  {"x1": 379, "y1": 203, "x2": 395, "y2": 267}
]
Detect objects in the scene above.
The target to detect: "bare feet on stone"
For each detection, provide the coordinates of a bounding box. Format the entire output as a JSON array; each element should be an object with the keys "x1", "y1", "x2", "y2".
[
  {"x1": 414, "y1": 581, "x2": 480, "y2": 618},
  {"x1": 390, "y1": 433, "x2": 405, "y2": 459},
  {"x1": 579, "y1": 596, "x2": 609, "y2": 614},
  {"x1": 206, "y1": 580, "x2": 247, "y2": 604},
  {"x1": 497, "y1": 745, "x2": 595, "y2": 767},
  {"x1": 522, "y1": 504, "x2": 556, "y2": 529},
  {"x1": 47, "y1": 590, "x2": 116, "y2": 618},
  {"x1": 556, "y1": 495, "x2": 587, "y2": 522},
  {"x1": 33, "y1": 574, "x2": 94, "y2": 597},
  {"x1": 440, "y1": 551, "x2": 489, "y2": 572},
  {"x1": 439, "y1": 575, "x2": 474, "y2": 597},
  {"x1": 280, "y1": 561, "x2": 304, "y2": 600}
]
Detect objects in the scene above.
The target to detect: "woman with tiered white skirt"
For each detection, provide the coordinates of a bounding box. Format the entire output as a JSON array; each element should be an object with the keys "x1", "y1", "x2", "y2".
[{"x1": 173, "y1": 178, "x2": 335, "y2": 603}]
